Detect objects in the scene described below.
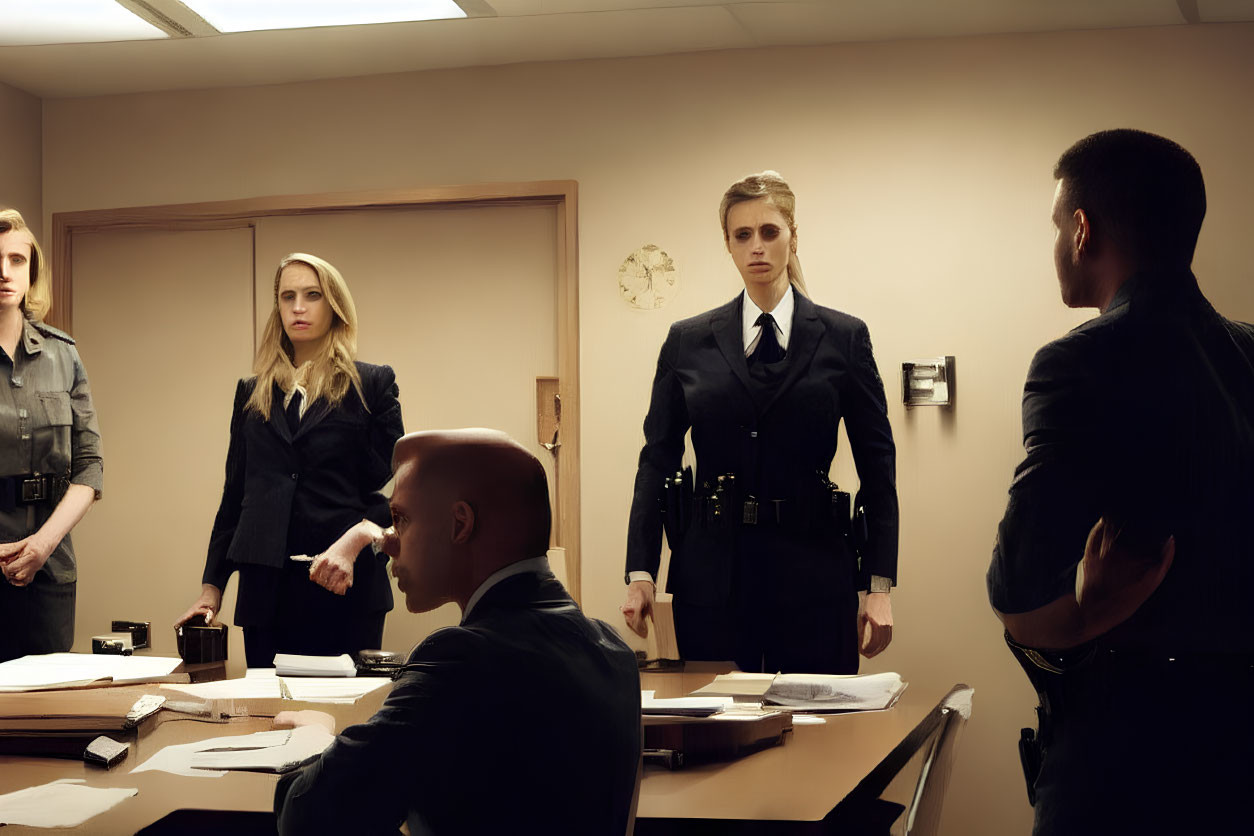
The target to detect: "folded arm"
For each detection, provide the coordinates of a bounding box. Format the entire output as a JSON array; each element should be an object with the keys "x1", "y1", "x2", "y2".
[{"x1": 997, "y1": 517, "x2": 1174, "y2": 650}]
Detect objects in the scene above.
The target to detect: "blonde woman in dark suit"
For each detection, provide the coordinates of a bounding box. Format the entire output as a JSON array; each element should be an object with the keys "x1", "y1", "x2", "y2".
[
  {"x1": 621, "y1": 172, "x2": 899, "y2": 674},
  {"x1": 176, "y1": 254, "x2": 403, "y2": 667}
]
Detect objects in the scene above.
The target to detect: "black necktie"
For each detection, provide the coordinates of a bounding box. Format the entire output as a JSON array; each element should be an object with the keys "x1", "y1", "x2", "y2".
[
  {"x1": 752, "y1": 312, "x2": 786, "y2": 364},
  {"x1": 284, "y1": 391, "x2": 303, "y2": 431}
]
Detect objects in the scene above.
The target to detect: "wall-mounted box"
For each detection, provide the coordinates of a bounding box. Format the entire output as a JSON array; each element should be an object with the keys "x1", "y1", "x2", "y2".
[{"x1": 902, "y1": 356, "x2": 955, "y2": 407}]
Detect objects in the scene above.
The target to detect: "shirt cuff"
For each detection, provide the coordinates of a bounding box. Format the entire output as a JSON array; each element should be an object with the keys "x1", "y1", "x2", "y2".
[
  {"x1": 868, "y1": 575, "x2": 893, "y2": 593},
  {"x1": 627, "y1": 571, "x2": 655, "y2": 586},
  {"x1": 70, "y1": 462, "x2": 104, "y2": 499}
]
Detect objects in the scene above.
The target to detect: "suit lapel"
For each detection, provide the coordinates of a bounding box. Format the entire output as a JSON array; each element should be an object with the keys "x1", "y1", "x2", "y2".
[
  {"x1": 293, "y1": 397, "x2": 333, "y2": 441},
  {"x1": 759, "y1": 292, "x2": 825, "y2": 416},
  {"x1": 711, "y1": 294, "x2": 761, "y2": 410},
  {"x1": 267, "y1": 384, "x2": 294, "y2": 444}
]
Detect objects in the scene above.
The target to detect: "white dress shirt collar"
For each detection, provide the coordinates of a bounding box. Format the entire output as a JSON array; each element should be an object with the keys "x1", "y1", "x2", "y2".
[
  {"x1": 742, "y1": 284, "x2": 795, "y2": 356},
  {"x1": 461, "y1": 554, "x2": 551, "y2": 623}
]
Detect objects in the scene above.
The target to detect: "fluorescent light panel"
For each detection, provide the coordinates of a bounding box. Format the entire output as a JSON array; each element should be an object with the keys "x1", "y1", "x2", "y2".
[
  {"x1": 182, "y1": 0, "x2": 466, "y2": 33},
  {"x1": 0, "y1": 0, "x2": 167, "y2": 46}
]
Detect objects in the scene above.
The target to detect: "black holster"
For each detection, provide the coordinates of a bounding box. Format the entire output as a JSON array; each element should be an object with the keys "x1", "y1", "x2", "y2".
[
  {"x1": 1004, "y1": 632, "x2": 1094, "y2": 806},
  {"x1": 659, "y1": 467, "x2": 693, "y2": 554}
]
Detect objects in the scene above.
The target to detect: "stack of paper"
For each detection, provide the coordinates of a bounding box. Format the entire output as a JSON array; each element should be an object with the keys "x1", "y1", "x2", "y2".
[
  {"x1": 0, "y1": 653, "x2": 182, "y2": 692},
  {"x1": 764, "y1": 672, "x2": 906, "y2": 710},
  {"x1": 641, "y1": 694, "x2": 734, "y2": 717},
  {"x1": 273, "y1": 654, "x2": 357, "y2": 677},
  {"x1": 693, "y1": 671, "x2": 907, "y2": 712}
]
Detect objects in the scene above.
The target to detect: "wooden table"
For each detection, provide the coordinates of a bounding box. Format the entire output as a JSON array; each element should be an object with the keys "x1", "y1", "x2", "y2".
[
  {"x1": 0, "y1": 683, "x2": 389, "y2": 834},
  {"x1": 638, "y1": 667, "x2": 958, "y2": 833},
  {"x1": 1, "y1": 670, "x2": 955, "y2": 834}
]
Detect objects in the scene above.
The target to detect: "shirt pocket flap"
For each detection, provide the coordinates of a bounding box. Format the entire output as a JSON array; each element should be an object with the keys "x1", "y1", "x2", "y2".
[{"x1": 37, "y1": 391, "x2": 73, "y2": 426}]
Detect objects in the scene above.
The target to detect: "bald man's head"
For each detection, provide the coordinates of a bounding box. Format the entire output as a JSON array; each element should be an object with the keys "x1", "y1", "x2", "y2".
[{"x1": 384, "y1": 429, "x2": 552, "y2": 613}]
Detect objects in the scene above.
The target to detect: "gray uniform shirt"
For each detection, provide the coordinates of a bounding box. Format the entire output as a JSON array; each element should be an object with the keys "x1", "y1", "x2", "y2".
[{"x1": 1, "y1": 317, "x2": 103, "y2": 584}]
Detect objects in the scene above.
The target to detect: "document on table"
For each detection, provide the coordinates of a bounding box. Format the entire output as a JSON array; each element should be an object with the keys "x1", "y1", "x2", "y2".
[
  {"x1": 764, "y1": 672, "x2": 906, "y2": 710},
  {"x1": 641, "y1": 694, "x2": 735, "y2": 717},
  {"x1": 161, "y1": 667, "x2": 391, "y2": 704},
  {"x1": 692, "y1": 671, "x2": 907, "y2": 711},
  {"x1": 190, "y1": 725, "x2": 335, "y2": 772},
  {"x1": 0, "y1": 779, "x2": 137, "y2": 827},
  {"x1": 131, "y1": 725, "x2": 335, "y2": 777},
  {"x1": 0, "y1": 652, "x2": 182, "y2": 692}
]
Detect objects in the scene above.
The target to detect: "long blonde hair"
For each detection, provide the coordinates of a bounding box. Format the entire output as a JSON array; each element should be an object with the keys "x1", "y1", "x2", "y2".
[
  {"x1": 246, "y1": 253, "x2": 365, "y2": 419},
  {"x1": 719, "y1": 171, "x2": 809, "y2": 297},
  {"x1": 0, "y1": 209, "x2": 52, "y2": 320}
]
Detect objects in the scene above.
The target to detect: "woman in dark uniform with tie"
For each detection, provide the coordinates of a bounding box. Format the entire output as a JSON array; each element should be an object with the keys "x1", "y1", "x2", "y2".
[
  {"x1": 176, "y1": 253, "x2": 403, "y2": 667},
  {"x1": 621, "y1": 171, "x2": 899, "y2": 674}
]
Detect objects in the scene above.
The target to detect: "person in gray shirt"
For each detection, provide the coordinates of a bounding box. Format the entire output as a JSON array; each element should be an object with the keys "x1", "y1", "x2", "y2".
[{"x1": 0, "y1": 209, "x2": 102, "y2": 662}]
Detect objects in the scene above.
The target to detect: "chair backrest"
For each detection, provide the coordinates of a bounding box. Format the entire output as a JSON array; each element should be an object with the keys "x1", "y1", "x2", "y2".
[
  {"x1": 903, "y1": 685, "x2": 974, "y2": 835},
  {"x1": 624, "y1": 721, "x2": 644, "y2": 836},
  {"x1": 824, "y1": 683, "x2": 974, "y2": 836}
]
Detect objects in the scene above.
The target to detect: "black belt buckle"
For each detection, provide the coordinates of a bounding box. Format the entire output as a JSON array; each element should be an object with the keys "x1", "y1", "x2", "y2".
[{"x1": 20, "y1": 476, "x2": 48, "y2": 503}]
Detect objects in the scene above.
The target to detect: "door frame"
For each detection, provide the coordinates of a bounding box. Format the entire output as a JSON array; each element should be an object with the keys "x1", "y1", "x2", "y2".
[{"x1": 51, "y1": 180, "x2": 584, "y2": 602}]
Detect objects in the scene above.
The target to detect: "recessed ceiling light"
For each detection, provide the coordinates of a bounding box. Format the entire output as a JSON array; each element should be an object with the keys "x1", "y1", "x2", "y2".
[
  {"x1": 0, "y1": 0, "x2": 167, "y2": 46},
  {"x1": 182, "y1": 0, "x2": 467, "y2": 34}
]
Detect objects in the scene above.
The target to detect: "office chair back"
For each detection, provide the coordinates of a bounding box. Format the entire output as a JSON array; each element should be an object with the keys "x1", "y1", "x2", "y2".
[
  {"x1": 625, "y1": 719, "x2": 643, "y2": 835},
  {"x1": 824, "y1": 683, "x2": 974, "y2": 836},
  {"x1": 902, "y1": 685, "x2": 974, "y2": 835}
]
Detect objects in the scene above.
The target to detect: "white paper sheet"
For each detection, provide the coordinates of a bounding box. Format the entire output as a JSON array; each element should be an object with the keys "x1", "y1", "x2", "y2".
[
  {"x1": 284, "y1": 677, "x2": 389, "y2": 702},
  {"x1": 131, "y1": 726, "x2": 334, "y2": 777},
  {"x1": 0, "y1": 653, "x2": 182, "y2": 692},
  {"x1": 0, "y1": 779, "x2": 137, "y2": 827},
  {"x1": 790, "y1": 714, "x2": 827, "y2": 725},
  {"x1": 190, "y1": 725, "x2": 335, "y2": 772},
  {"x1": 160, "y1": 668, "x2": 390, "y2": 704}
]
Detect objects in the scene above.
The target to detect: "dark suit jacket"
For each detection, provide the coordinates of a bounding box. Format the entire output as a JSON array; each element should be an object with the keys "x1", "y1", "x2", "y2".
[
  {"x1": 626, "y1": 292, "x2": 898, "y2": 608},
  {"x1": 274, "y1": 571, "x2": 642, "y2": 836},
  {"x1": 988, "y1": 272, "x2": 1254, "y2": 834},
  {"x1": 202, "y1": 362, "x2": 403, "y2": 623}
]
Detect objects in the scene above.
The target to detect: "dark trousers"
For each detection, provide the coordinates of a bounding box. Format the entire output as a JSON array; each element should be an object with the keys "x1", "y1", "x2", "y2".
[
  {"x1": 674, "y1": 594, "x2": 859, "y2": 674},
  {"x1": 240, "y1": 561, "x2": 388, "y2": 669},
  {"x1": 0, "y1": 574, "x2": 75, "y2": 663},
  {"x1": 671, "y1": 523, "x2": 860, "y2": 674},
  {"x1": 1031, "y1": 654, "x2": 1254, "y2": 835}
]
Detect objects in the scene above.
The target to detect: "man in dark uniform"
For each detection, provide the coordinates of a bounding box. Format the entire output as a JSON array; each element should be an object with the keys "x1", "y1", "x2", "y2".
[{"x1": 988, "y1": 129, "x2": 1254, "y2": 835}]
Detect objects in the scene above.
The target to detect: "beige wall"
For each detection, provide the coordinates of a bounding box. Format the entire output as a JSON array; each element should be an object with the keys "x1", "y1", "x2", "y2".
[
  {"x1": 0, "y1": 80, "x2": 42, "y2": 238},
  {"x1": 39, "y1": 22, "x2": 1254, "y2": 835}
]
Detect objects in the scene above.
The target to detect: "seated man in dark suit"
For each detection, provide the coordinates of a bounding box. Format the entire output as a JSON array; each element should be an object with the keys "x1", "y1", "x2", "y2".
[{"x1": 273, "y1": 429, "x2": 641, "y2": 835}]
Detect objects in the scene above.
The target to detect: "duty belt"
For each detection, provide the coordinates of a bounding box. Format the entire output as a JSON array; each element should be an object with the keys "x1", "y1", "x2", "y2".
[
  {"x1": 690, "y1": 472, "x2": 853, "y2": 535},
  {"x1": 0, "y1": 474, "x2": 69, "y2": 511}
]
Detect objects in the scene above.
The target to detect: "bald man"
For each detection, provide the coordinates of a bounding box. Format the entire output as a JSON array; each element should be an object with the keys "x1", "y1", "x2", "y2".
[{"x1": 273, "y1": 430, "x2": 641, "y2": 835}]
